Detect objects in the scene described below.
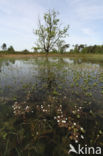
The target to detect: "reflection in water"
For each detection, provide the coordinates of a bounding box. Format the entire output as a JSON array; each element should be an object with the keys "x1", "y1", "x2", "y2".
[
  {"x1": 0, "y1": 57, "x2": 103, "y2": 106},
  {"x1": 63, "y1": 58, "x2": 74, "y2": 64},
  {"x1": 0, "y1": 57, "x2": 103, "y2": 155}
]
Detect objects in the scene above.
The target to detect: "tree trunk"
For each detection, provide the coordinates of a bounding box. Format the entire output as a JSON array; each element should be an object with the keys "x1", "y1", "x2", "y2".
[{"x1": 45, "y1": 49, "x2": 49, "y2": 56}]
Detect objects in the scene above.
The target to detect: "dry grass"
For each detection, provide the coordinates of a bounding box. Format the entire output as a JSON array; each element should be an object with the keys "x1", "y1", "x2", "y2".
[{"x1": 0, "y1": 53, "x2": 103, "y2": 61}]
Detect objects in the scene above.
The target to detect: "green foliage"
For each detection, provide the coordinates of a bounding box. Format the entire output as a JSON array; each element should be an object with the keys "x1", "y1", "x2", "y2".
[
  {"x1": 22, "y1": 49, "x2": 29, "y2": 54},
  {"x1": 34, "y1": 9, "x2": 69, "y2": 54},
  {"x1": 8, "y1": 46, "x2": 15, "y2": 53},
  {"x1": 71, "y1": 44, "x2": 103, "y2": 54},
  {"x1": 57, "y1": 40, "x2": 69, "y2": 53},
  {"x1": 1, "y1": 43, "x2": 7, "y2": 51},
  {"x1": 0, "y1": 57, "x2": 103, "y2": 155}
]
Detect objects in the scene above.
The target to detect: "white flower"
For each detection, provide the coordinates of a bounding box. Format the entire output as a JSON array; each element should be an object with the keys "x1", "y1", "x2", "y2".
[
  {"x1": 57, "y1": 116, "x2": 60, "y2": 119},
  {"x1": 25, "y1": 106, "x2": 29, "y2": 110},
  {"x1": 62, "y1": 120, "x2": 66, "y2": 123},
  {"x1": 74, "y1": 122, "x2": 76, "y2": 126},
  {"x1": 80, "y1": 127, "x2": 84, "y2": 131},
  {"x1": 72, "y1": 111, "x2": 75, "y2": 114},
  {"x1": 75, "y1": 140, "x2": 78, "y2": 143},
  {"x1": 13, "y1": 111, "x2": 16, "y2": 114},
  {"x1": 57, "y1": 108, "x2": 62, "y2": 112}
]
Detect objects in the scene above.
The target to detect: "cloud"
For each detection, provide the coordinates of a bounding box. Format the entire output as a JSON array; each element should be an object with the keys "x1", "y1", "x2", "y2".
[
  {"x1": 0, "y1": 0, "x2": 103, "y2": 50},
  {"x1": 0, "y1": 0, "x2": 45, "y2": 50},
  {"x1": 65, "y1": 0, "x2": 103, "y2": 21},
  {"x1": 81, "y1": 28, "x2": 94, "y2": 36},
  {"x1": 75, "y1": 5, "x2": 103, "y2": 21}
]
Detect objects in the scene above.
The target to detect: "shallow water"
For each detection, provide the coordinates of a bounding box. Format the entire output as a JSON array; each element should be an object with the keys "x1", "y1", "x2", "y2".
[{"x1": 0, "y1": 57, "x2": 103, "y2": 155}]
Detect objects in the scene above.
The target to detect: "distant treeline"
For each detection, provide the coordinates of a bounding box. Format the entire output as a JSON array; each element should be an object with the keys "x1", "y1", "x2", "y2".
[
  {"x1": 0, "y1": 43, "x2": 31, "y2": 54},
  {"x1": 1, "y1": 43, "x2": 103, "y2": 54},
  {"x1": 70, "y1": 44, "x2": 103, "y2": 54}
]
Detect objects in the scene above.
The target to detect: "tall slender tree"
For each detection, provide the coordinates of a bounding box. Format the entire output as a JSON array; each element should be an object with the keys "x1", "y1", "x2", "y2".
[{"x1": 34, "y1": 10, "x2": 69, "y2": 54}]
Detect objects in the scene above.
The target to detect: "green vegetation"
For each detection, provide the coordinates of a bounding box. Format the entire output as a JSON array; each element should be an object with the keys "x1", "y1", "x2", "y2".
[
  {"x1": 1, "y1": 44, "x2": 103, "y2": 55},
  {"x1": 70, "y1": 44, "x2": 103, "y2": 54},
  {"x1": 8, "y1": 46, "x2": 15, "y2": 53},
  {"x1": 0, "y1": 8, "x2": 103, "y2": 55},
  {"x1": 0, "y1": 43, "x2": 15, "y2": 54},
  {"x1": 0, "y1": 9, "x2": 103, "y2": 156},
  {"x1": 34, "y1": 9, "x2": 69, "y2": 54},
  {"x1": 1, "y1": 43, "x2": 7, "y2": 51},
  {"x1": 0, "y1": 57, "x2": 103, "y2": 155}
]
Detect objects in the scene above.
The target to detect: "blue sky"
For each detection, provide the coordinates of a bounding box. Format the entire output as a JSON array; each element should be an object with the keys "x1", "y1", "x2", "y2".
[{"x1": 0, "y1": 0, "x2": 103, "y2": 51}]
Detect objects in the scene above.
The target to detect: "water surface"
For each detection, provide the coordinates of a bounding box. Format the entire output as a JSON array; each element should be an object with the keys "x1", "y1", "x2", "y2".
[{"x1": 0, "y1": 57, "x2": 103, "y2": 155}]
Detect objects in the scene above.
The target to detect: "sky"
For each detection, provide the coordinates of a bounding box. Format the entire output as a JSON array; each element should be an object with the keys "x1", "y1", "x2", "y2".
[{"x1": 0, "y1": 0, "x2": 103, "y2": 51}]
